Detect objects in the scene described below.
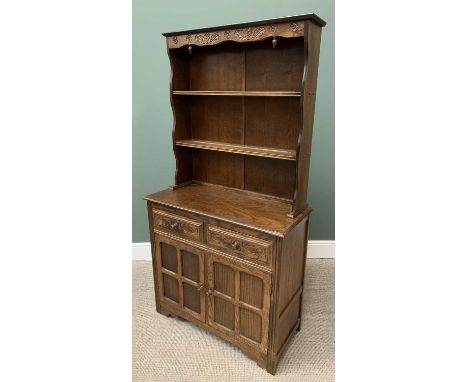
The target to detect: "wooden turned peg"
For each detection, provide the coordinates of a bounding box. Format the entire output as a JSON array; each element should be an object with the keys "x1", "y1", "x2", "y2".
[
  {"x1": 188, "y1": 45, "x2": 193, "y2": 55},
  {"x1": 272, "y1": 37, "x2": 277, "y2": 48}
]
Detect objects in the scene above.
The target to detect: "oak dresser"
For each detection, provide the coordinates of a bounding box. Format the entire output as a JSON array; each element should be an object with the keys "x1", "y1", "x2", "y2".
[{"x1": 144, "y1": 14, "x2": 326, "y2": 374}]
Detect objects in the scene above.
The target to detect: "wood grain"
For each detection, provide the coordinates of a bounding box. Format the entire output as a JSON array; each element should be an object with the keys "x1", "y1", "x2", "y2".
[
  {"x1": 244, "y1": 156, "x2": 296, "y2": 200},
  {"x1": 192, "y1": 150, "x2": 244, "y2": 189},
  {"x1": 190, "y1": 97, "x2": 243, "y2": 144},
  {"x1": 145, "y1": 182, "x2": 309, "y2": 236}
]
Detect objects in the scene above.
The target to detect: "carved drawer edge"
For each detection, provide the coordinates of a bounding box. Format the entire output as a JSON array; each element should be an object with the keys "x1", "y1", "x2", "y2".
[
  {"x1": 206, "y1": 225, "x2": 272, "y2": 266},
  {"x1": 167, "y1": 21, "x2": 304, "y2": 49},
  {"x1": 152, "y1": 209, "x2": 203, "y2": 242}
]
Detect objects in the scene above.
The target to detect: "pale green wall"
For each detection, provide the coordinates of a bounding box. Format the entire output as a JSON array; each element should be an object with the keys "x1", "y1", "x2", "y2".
[{"x1": 133, "y1": 0, "x2": 334, "y2": 242}]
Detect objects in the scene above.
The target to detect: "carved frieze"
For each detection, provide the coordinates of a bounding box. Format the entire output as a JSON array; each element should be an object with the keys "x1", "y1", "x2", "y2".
[
  {"x1": 167, "y1": 21, "x2": 304, "y2": 49},
  {"x1": 206, "y1": 225, "x2": 272, "y2": 265}
]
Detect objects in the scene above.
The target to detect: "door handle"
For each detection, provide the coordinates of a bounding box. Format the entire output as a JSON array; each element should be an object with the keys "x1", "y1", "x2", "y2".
[
  {"x1": 197, "y1": 283, "x2": 206, "y2": 292},
  {"x1": 205, "y1": 287, "x2": 213, "y2": 296}
]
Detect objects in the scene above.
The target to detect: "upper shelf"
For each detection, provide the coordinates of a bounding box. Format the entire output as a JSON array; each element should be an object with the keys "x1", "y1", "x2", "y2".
[
  {"x1": 172, "y1": 91, "x2": 301, "y2": 97},
  {"x1": 176, "y1": 139, "x2": 296, "y2": 161}
]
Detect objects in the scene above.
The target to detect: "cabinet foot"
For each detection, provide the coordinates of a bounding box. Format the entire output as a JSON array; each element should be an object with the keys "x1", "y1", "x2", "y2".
[
  {"x1": 160, "y1": 307, "x2": 172, "y2": 317},
  {"x1": 266, "y1": 360, "x2": 278, "y2": 375}
]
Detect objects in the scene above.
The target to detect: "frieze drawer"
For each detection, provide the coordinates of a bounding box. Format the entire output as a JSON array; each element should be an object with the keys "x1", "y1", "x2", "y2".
[
  {"x1": 153, "y1": 209, "x2": 203, "y2": 242},
  {"x1": 206, "y1": 225, "x2": 272, "y2": 266}
]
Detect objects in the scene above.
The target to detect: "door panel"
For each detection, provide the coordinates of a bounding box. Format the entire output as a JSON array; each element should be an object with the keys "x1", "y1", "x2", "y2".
[
  {"x1": 181, "y1": 250, "x2": 200, "y2": 283},
  {"x1": 162, "y1": 273, "x2": 179, "y2": 303},
  {"x1": 240, "y1": 272, "x2": 263, "y2": 309},
  {"x1": 160, "y1": 242, "x2": 178, "y2": 273},
  {"x1": 214, "y1": 296, "x2": 235, "y2": 330},
  {"x1": 213, "y1": 262, "x2": 235, "y2": 297},
  {"x1": 240, "y1": 308, "x2": 262, "y2": 343},
  {"x1": 155, "y1": 235, "x2": 206, "y2": 321},
  {"x1": 183, "y1": 283, "x2": 201, "y2": 313},
  {"x1": 207, "y1": 252, "x2": 271, "y2": 353}
]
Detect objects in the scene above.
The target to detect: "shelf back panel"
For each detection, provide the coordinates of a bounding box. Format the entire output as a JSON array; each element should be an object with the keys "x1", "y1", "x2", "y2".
[
  {"x1": 190, "y1": 97, "x2": 243, "y2": 144},
  {"x1": 192, "y1": 150, "x2": 244, "y2": 189},
  {"x1": 244, "y1": 156, "x2": 296, "y2": 200},
  {"x1": 245, "y1": 98, "x2": 300, "y2": 150},
  {"x1": 245, "y1": 37, "x2": 304, "y2": 92},
  {"x1": 189, "y1": 42, "x2": 245, "y2": 91}
]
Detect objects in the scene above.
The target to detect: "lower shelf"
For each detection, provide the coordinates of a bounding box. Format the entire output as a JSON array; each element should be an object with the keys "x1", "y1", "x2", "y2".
[{"x1": 175, "y1": 139, "x2": 296, "y2": 161}]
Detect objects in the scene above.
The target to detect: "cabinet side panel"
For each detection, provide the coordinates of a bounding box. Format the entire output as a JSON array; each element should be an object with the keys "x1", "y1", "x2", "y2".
[
  {"x1": 274, "y1": 218, "x2": 308, "y2": 352},
  {"x1": 291, "y1": 21, "x2": 322, "y2": 215},
  {"x1": 169, "y1": 49, "x2": 193, "y2": 184},
  {"x1": 147, "y1": 201, "x2": 161, "y2": 313}
]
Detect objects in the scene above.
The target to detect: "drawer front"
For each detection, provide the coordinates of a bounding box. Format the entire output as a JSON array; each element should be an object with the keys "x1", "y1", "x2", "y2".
[
  {"x1": 206, "y1": 225, "x2": 272, "y2": 266},
  {"x1": 153, "y1": 209, "x2": 203, "y2": 242}
]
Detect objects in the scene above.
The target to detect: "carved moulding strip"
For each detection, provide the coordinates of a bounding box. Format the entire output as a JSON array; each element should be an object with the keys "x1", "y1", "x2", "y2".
[{"x1": 167, "y1": 21, "x2": 304, "y2": 49}]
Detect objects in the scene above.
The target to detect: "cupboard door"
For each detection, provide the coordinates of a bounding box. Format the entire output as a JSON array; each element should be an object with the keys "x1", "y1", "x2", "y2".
[
  {"x1": 207, "y1": 253, "x2": 271, "y2": 353},
  {"x1": 155, "y1": 235, "x2": 206, "y2": 322}
]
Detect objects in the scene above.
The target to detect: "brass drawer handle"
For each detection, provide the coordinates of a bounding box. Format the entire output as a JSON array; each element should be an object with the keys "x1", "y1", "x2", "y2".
[
  {"x1": 169, "y1": 221, "x2": 180, "y2": 231},
  {"x1": 230, "y1": 240, "x2": 241, "y2": 250}
]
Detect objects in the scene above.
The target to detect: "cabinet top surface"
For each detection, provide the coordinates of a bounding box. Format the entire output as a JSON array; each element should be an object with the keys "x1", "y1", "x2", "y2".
[
  {"x1": 162, "y1": 13, "x2": 326, "y2": 37},
  {"x1": 144, "y1": 183, "x2": 311, "y2": 236}
]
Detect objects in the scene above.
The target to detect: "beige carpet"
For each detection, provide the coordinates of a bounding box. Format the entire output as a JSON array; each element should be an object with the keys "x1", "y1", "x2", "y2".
[{"x1": 133, "y1": 259, "x2": 334, "y2": 381}]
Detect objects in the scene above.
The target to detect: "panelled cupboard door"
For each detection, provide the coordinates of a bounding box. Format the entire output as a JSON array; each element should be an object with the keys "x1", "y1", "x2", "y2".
[
  {"x1": 207, "y1": 252, "x2": 271, "y2": 353},
  {"x1": 155, "y1": 235, "x2": 206, "y2": 322}
]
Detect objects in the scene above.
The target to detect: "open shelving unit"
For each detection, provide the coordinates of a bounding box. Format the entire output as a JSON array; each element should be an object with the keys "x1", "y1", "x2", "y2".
[{"x1": 168, "y1": 19, "x2": 321, "y2": 217}]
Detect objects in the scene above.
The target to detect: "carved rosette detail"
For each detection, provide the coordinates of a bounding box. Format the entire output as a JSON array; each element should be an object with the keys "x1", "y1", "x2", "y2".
[
  {"x1": 172, "y1": 36, "x2": 178, "y2": 45},
  {"x1": 289, "y1": 22, "x2": 300, "y2": 32},
  {"x1": 193, "y1": 32, "x2": 221, "y2": 45},
  {"x1": 233, "y1": 26, "x2": 266, "y2": 41}
]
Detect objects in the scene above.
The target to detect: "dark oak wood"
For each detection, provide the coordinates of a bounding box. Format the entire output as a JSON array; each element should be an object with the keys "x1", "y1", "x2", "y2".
[
  {"x1": 146, "y1": 15, "x2": 325, "y2": 375},
  {"x1": 289, "y1": 21, "x2": 323, "y2": 217},
  {"x1": 162, "y1": 13, "x2": 326, "y2": 37},
  {"x1": 145, "y1": 182, "x2": 310, "y2": 237}
]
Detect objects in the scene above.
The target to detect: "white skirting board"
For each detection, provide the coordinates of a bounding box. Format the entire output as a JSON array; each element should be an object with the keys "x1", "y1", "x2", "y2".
[{"x1": 133, "y1": 240, "x2": 334, "y2": 260}]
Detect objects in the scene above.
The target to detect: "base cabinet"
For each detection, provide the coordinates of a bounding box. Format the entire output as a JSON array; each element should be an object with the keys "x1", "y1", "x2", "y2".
[{"x1": 148, "y1": 203, "x2": 310, "y2": 375}]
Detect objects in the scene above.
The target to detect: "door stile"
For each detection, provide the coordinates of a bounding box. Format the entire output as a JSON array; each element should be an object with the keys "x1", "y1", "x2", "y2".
[
  {"x1": 234, "y1": 270, "x2": 241, "y2": 334},
  {"x1": 206, "y1": 254, "x2": 214, "y2": 327},
  {"x1": 177, "y1": 248, "x2": 183, "y2": 309},
  {"x1": 155, "y1": 239, "x2": 165, "y2": 302}
]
